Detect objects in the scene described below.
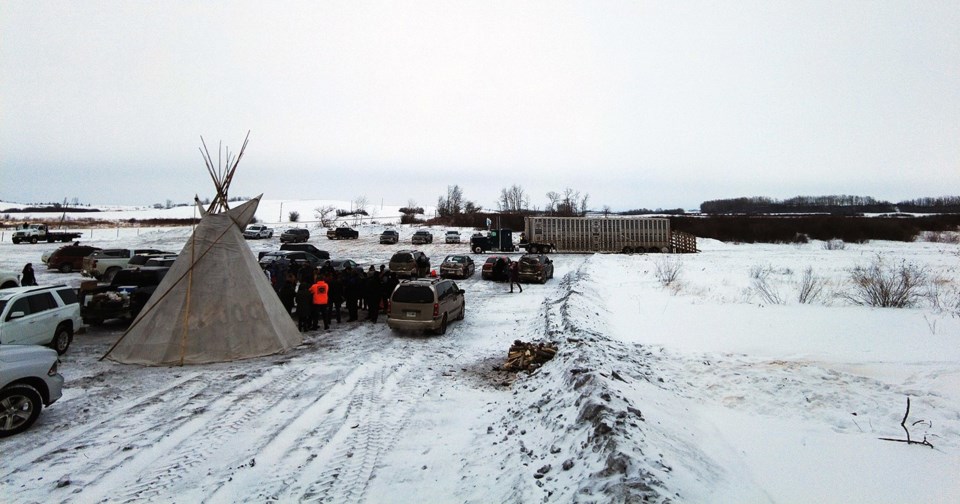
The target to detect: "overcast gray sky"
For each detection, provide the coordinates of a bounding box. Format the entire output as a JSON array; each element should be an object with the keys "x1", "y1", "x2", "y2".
[{"x1": 2, "y1": 0, "x2": 958, "y2": 211}]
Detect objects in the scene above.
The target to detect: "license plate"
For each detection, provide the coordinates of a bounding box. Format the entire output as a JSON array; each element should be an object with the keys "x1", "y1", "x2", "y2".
[{"x1": 404, "y1": 311, "x2": 418, "y2": 318}]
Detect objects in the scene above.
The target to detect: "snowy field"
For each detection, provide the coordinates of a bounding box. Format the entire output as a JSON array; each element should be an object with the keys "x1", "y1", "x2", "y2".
[{"x1": 1, "y1": 212, "x2": 959, "y2": 503}]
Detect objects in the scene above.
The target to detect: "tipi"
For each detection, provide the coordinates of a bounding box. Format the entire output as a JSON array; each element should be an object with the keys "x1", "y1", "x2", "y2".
[{"x1": 103, "y1": 134, "x2": 302, "y2": 365}]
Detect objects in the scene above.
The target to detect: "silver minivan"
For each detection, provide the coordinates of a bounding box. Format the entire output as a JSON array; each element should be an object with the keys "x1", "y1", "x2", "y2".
[
  {"x1": 387, "y1": 278, "x2": 465, "y2": 335},
  {"x1": 0, "y1": 286, "x2": 84, "y2": 354}
]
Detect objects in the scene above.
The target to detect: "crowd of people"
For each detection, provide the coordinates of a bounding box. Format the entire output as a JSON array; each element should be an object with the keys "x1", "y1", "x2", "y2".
[{"x1": 265, "y1": 259, "x2": 400, "y2": 332}]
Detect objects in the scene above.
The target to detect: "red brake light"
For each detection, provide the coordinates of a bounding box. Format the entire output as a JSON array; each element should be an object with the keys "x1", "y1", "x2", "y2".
[{"x1": 433, "y1": 303, "x2": 439, "y2": 318}]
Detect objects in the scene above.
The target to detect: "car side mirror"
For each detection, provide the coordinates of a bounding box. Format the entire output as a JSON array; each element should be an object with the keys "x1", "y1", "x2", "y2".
[{"x1": 8, "y1": 311, "x2": 26, "y2": 320}]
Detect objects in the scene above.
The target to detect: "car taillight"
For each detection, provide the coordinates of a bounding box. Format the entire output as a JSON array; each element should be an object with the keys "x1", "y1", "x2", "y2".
[
  {"x1": 433, "y1": 303, "x2": 439, "y2": 318},
  {"x1": 48, "y1": 360, "x2": 60, "y2": 376}
]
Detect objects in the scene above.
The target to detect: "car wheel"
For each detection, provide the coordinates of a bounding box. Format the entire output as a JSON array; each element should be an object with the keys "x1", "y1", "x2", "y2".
[
  {"x1": 0, "y1": 384, "x2": 43, "y2": 438},
  {"x1": 49, "y1": 324, "x2": 72, "y2": 355},
  {"x1": 12, "y1": 238, "x2": 20, "y2": 244},
  {"x1": 458, "y1": 302, "x2": 465, "y2": 320},
  {"x1": 103, "y1": 267, "x2": 121, "y2": 283},
  {"x1": 30, "y1": 237, "x2": 38, "y2": 244},
  {"x1": 59, "y1": 263, "x2": 73, "y2": 273},
  {"x1": 473, "y1": 246, "x2": 483, "y2": 254},
  {"x1": 436, "y1": 314, "x2": 448, "y2": 335}
]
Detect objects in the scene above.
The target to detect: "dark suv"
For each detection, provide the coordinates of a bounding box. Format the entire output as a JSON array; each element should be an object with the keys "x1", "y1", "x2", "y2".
[
  {"x1": 517, "y1": 254, "x2": 554, "y2": 284},
  {"x1": 389, "y1": 250, "x2": 430, "y2": 278},
  {"x1": 279, "y1": 243, "x2": 330, "y2": 260},
  {"x1": 387, "y1": 278, "x2": 465, "y2": 335},
  {"x1": 46, "y1": 245, "x2": 101, "y2": 273},
  {"x1": 280, "y1": 228, "x2": 310, "y2": 243}
]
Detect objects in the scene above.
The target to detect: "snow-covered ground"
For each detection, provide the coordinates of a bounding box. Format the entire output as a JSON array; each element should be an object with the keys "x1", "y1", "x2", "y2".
[{"x1": 1, "y1": 215, "x2": 959, "y2": 503}]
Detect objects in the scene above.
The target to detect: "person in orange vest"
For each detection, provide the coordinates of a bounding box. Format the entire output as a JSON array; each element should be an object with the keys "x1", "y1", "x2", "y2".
[{"x1": 309, "y1": 273, "x2": 331, "y2": 330}]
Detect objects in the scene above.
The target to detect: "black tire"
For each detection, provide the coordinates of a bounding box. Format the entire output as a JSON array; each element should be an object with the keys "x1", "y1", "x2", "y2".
[
  {"x1": 1, "y1": 281, "x2": 18, "y2": 289},
  {"x1": 0, "y1": 384, "x2": 43, "y2": 438},
  {"x1": 12, "y1": 238, "x2": 20, "y2": 244},
  {"x1": 30, "y1": 237, "x2": 38, "y2": 244},
  {"x1": 458, "y1": 302, "x2": 465, "y2": 320},
  {"x1": 473, "y1": 246, "x2": 483, "y2": 254},
  {"x1": 49, "y1": 324, "x2": 72, "y2": 355},
  {"x1": 103, "y1": 267, "x2": 121, "y2": 283},
  {"x1": 58, "y1": 263, "x2": 73, "y2": 273},
  {"x1": 436, "y1": 314, "x2": 448, "y2": 335}
]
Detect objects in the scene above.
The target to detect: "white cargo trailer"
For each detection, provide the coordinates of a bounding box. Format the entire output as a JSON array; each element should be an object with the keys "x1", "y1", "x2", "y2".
[{"x1": 523, "y1": 216, "x2": 697, "y2": 253}]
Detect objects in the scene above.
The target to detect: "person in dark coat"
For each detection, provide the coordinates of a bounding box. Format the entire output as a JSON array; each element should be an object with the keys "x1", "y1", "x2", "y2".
[
  {"x1": 493, "y1": 258, "x2": 507, "y2": 282},
  {"x1": 343, "y1": 265, "x2": 361, "y2": 322},
  {"x1": 509, "y1": 261, "x2": 523, "y2": 293},
  {"x1": 327, "y1": 270, "x2": 343, "y2": 324},
  {"x1": 279, "y1": 272, "x2": 297, "y2": 315},
  {"x1": 380, "y1": 271, "x2": 397, "y2": 315},
  {"x1": 296, "y1": 268, "x2": 315, "y2": 331},
  {"x1": 21, "y1": 263, "x2": 37, "y2": 286},
  {"x1": 365, "y1": 266, "x2": 381, "y2": 322}
]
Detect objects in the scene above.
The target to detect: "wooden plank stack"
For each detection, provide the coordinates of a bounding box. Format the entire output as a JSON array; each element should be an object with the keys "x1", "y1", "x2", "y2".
[{"x1": 504, "y1": 340, "x2": 558, "y2": 372}]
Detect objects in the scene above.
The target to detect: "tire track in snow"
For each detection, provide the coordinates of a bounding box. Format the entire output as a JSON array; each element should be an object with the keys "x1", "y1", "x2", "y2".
[
  {"x1": 64, "y1": 365, "x2": 318, "y2": 504},
  {"x1": 0, "y1": 372, "x2": 206, "y2": 487}
]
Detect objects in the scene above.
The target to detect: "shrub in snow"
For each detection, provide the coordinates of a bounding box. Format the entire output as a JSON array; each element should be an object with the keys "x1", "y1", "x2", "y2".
[
  {"x1": 796, "y1": 266, "x2": 825, "y2": 304},
  {"x1": 288, "y1": 211, "x2": 300, "y2": 222},
  {"x1": 822, "y1": 239, "x2": 846, "y2": 250},
  {"x1": 653, "y1": 257, "x2": 682, "y2": 286},
  {"x1": 844, "y1": 255, "x2": 927, "y2": 308},
  {"x1": 749, "y1": 265, "x2": 783, "y2": 305}
]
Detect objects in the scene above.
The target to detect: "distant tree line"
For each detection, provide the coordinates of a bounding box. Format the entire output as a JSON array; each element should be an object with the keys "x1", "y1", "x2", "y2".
[
  {"x1": 671, "y1": 214, "x2": 960, "y2": 243},
  {"x1": 700, "y1": 195, "x2": 960, "y2": 214}
]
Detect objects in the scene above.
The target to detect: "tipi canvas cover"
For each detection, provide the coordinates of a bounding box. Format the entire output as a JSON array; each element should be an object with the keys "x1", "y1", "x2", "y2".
[{"x1": 105, "y1": 197, "x2": 302, "y2": 365}]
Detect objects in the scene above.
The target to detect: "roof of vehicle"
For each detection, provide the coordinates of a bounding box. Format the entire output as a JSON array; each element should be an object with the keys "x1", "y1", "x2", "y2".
[
  {"x1": 283, "y1": 228, "x2": 309, "y2": 233},
  {"x1": 381, "y1": 229, "x2": 399, "y2": 234},
  {"x1": 445, "y1": 230, "x2": 460, "y2": 234},
  {"x1": 413, "y1": 229, "x2": 432, "y2": 234},
  {"x1": 442, "y1": 255, "x2": 470, "y2": 263},
  {"x1": 483, "y1": 255, "x2": 511, "y2": 262},
  {"x1": 0, "y1": 284, "x2": 71, "y2": 301}
]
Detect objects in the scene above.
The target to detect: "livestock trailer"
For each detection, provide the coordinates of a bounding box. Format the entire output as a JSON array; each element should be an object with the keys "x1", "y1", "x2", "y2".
[{"x1": 523, "y1": 216, "x2": 697, "y2": 253}]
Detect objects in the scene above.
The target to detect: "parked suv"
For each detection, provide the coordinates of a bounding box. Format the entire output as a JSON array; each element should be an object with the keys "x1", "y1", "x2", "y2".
[
  {"x1": 0, "y1": 285, "x2": 84, "y2": 354},
  {"x1": 279, "y1": 243, "x2": 330, "y2": 260},
  {"x1": 46, "y1": 245, "x2": 101, "y2": 273},
  {"x1": 517, "y1": 254, "x2": 554, "y2": 284},
  {"x1": 280, "y1": 228, "x2": 310, "y2": 243},
  {"x1": 379, "y1": 229, "x2": 399, "y2": 244},
  {"x1": 327, "y1": 227, "x2": 359, "y2": 240},
  {"x1": 444, "y1": 230, "x2": 461, "y2": 244},
  {"x1": 243, "y1": 224, "x2": 274, "y2": 239},
  {"x1": 411, "y1": 230, "x2": 434, "y2": 245},
  {"x1": 0, "y1": 271, "x2": 20, "y2": 289},
  {"x1": 389, "y1": 250, "x2": 430, "y2": 278},
  {"x1": 387, "y1": 278, "x2": 465, "y2": 335},
  {"x1": 0, "y1": 345, "x2": 64, "y2": 437}
]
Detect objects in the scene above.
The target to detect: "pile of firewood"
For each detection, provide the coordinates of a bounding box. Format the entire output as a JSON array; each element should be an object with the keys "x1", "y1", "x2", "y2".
[{"x1": 504, "y1": 340, "x2": 558, "y2": 372}]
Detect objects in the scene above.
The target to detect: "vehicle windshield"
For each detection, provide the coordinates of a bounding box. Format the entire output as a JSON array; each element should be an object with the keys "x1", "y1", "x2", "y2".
[
  {"x1": 392, "y1": 253, "x2": 413, "y2": 262},
  {"x1": 392, "y1": 285, "x2": 434, "y2": 303}
]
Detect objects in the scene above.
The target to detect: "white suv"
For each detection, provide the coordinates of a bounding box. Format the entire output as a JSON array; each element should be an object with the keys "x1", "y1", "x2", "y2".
[
  {"x1": 0, "y1": 345, "x2": 64, "y2": 437},
  {"x1": 0, "y1": 286, "x2": 85, "y2": 355}
]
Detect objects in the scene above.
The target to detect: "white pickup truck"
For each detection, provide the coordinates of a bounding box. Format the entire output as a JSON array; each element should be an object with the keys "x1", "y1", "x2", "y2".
[
  {"x1": 243, "y1": 224, "x2": 274, "y2": 239},
  {"x1": 11, "y1": 224, "x2": 82, "y2": 244},
  {"x1": 81, "y1": 248, "x2": 169, "y2": 280}
]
